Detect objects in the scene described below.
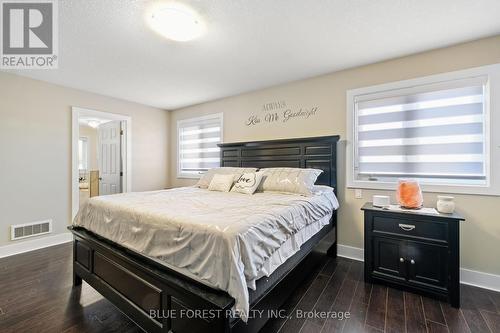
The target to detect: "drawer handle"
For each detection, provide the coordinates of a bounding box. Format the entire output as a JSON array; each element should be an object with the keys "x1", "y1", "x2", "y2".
[
  {"x1": 398, "y1": 223, "x2": 416, "y2": 231},
  {"x1": 410, "y1": 259, "x2": 415, "y2": 265},
  {"x1": 400, "y1": 257, "x2": 405, "y2": 263}
]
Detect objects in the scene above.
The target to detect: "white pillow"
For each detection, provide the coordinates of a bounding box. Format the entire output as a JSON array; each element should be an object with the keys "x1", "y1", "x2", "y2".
[
  {"x1": 258, "y1": 168, "x2": 323, "y2": 196},
  {"x1": 208, "y1": 174, "x2": 235, "y2": 192},
  {"x1": 196, "y1": 167, "x2": 258, "y2": 189},
  {"x1": 312, "y1": 185, "x2": 334, "y2": 195},
  {"x1": 231, "y1": 172, "x2": 264, "y2": 195}
]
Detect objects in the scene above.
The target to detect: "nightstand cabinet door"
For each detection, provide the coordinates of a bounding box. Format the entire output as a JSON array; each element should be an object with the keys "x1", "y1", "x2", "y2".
[
  {"x1": 372, "y1": 236, "x2": 407, "y2": 282},
  {"x1": 407, "y1": 241, "x2": 448, "y2": 290}
]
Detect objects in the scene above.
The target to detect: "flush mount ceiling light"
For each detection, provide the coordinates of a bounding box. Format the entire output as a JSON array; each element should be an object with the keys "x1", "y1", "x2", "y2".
[
  {"x1": 149, "y1": 4, "x2": 205, "y2": 42},
  {"x1": 87, "y1": 120, "x2": 100, "y2": 128},
  {"x1": 79, "y1": 118, "x2": 108, "y2": 128}
]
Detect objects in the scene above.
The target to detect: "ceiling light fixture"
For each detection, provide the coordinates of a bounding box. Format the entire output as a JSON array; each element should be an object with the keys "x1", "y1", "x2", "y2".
[
  {"x1": 87, "y1": 120, "x2": 100, "y2": 128},
  {"x1": 149, "y1": 4, "x2": 205, "y2": 42}
]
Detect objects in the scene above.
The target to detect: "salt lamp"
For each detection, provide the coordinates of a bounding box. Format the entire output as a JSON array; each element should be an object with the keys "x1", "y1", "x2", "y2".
[{"x1": 396, "y1": 179, "x2": 423, "y2": 209}]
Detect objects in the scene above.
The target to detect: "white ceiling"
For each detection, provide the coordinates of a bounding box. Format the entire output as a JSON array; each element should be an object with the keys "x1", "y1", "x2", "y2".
[{"x1": 5, "y1": 0, "x2": 500, "y2": 110}]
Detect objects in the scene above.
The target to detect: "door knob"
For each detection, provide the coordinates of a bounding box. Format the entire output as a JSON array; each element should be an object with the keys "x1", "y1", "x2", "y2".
[
  {"x1": 400, "y1": 257, "x2": 404, "y2": 262},
  {"x1": 99, "y1": 177, "x2": 103, "y2": 181},
  {"x1": 410, "y1": 259, "x2": 415, "y2": 265}
]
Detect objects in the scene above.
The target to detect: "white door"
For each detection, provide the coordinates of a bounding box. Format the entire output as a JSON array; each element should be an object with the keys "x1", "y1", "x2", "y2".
[{"x1": 98, "y1": 121, "x2": 122, "y2": 195}]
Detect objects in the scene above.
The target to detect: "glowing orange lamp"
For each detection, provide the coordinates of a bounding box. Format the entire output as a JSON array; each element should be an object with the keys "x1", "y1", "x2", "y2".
[{"x1": 396, "y1": 179, "x2": 423, "y2": 209}]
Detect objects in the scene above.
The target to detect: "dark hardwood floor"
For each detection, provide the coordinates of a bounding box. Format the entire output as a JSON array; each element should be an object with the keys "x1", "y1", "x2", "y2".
[{"x1": 1, "y1": 243, "x2": 499, "y2": 333}]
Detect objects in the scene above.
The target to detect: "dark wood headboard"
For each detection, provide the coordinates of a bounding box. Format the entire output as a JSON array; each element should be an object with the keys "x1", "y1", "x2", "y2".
[{"x1": 218, "y1": 135, "x2": 340, "y2": 193}]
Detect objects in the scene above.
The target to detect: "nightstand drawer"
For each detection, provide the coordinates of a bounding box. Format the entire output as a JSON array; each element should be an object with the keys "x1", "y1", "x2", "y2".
[{"x1": 372, "y1": 216, "x2": 448, "y2": 242}]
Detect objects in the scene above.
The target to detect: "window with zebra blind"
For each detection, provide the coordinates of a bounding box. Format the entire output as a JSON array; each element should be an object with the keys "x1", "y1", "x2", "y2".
[
  {"x1": 177, "y1": 113, "x2": 223, "y2": 178},
  {"x1": 347, "y1": 65, "x2": 500, "y2": 195}
]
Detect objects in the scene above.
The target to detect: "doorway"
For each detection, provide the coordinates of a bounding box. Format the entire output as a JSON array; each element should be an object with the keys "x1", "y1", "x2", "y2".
[{"x1": 72, "y1": 107, "x2": 132, "y2": 220}]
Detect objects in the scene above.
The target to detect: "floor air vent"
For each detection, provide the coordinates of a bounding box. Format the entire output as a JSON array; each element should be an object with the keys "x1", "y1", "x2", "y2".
[{"x1": 11, "y1": 220, "x2": 52, "y2": 241}]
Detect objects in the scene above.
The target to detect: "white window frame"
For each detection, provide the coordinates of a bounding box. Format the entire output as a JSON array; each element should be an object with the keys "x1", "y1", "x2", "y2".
[
  {"x1": 177, "y1": 113, "x2": 224, "y2": 179},
  {"x1": 346, "y1": 63, "x2": 500, "y2": 196}
]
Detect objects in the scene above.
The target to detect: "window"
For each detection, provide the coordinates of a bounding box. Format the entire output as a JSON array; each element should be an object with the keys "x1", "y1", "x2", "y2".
[
  {"x1": 347, "y1": 64, "x2": 500, "y2": 195},
  {"x1": 78, "y1": 137, "x2": 89, "y2": 170},
  {"x1": 177, "y1": 113, "x2": 223, "y2": 178}
]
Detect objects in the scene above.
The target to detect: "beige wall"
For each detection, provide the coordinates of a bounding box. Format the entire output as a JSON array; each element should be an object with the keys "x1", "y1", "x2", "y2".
[
  {"x1": 79, "y1": 125, "x2": 98, "y2": 171},
  {"x1": 169, "y1": 35, "x2": 500, "y2": 276},
  {"x1": 0, "y1": 72, "x2": 170, "y2": 246}
]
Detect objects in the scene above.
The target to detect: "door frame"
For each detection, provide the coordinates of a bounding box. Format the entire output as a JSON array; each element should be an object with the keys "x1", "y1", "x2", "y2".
[{"x1": 71, "y1": 107, "x2": 132, "y2": 220}]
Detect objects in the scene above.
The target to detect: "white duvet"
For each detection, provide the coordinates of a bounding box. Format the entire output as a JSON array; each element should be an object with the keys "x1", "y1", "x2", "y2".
[{"x1": 73, "y1": 187, "x2": 338, "y2": 321}]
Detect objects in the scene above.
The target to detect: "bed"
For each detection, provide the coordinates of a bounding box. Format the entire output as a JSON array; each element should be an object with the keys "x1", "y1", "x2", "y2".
[{"x1": 69, "y1": 135, "x2": 340, "y2": 333}]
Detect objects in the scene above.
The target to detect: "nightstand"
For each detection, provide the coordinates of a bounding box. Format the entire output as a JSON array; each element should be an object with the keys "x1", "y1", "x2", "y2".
[{"x1": 362, "y1": 202, "x2": 465, "y2": 307}]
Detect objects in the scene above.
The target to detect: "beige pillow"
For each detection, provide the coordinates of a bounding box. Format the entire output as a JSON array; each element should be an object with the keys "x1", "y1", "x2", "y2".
[
  {"x1": 231, "y1": 172, "x2": 264, "y2": 195},
  {"x1": 208, "y1": 174, "x2": 235, "y2": 192},
  {"x1": 258, "y1": 168, "x2": 323, "y2": 196},
  {"x1": 196, "y1": 167, "x2": 258, "y2": 189}
]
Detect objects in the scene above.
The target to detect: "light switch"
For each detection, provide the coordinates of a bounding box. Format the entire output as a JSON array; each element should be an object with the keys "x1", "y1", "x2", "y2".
[{"x1": 355, "y1": 189, "x2": 363, "y2": 199}]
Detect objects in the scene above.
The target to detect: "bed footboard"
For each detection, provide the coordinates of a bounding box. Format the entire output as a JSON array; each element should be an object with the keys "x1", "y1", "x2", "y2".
[{"x1": 70, "y1": 226, "x2": 234, "y2": 333}]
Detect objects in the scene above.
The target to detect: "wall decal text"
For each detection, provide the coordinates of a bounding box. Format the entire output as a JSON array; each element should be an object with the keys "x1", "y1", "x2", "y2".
[{"x1": 245, "y1": 100, "x2": 319, "y2": 126}]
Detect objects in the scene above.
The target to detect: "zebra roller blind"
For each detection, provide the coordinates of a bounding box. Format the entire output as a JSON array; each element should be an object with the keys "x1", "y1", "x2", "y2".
[
  {"x1": 178, "y1": 113, "x2": 223, "y2": 177},
  {"x1": 354, "y1": 77, "x2": 487, "y2": 185}
]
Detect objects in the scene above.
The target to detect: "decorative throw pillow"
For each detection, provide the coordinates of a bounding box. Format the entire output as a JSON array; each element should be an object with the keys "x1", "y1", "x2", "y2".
[
  {"x1": 196, "y1": 167, "x2": 258, "y2": 189},
  {"x1": 208, "y1": 174, "x2": 236, "y2": 192},
  {"x1": 231, "y1": 172, "x2": 264, "y2": 195},
  {"x1": 258, "y1": 168, "x2": 323, "y2": 196}
]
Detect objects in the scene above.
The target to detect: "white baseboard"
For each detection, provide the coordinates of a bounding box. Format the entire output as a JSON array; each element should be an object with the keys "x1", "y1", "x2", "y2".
[
  {"x1": 0, "y1": 232, "x2": 73, "y2": 259},
  {"x1": 460, "y1": 268, "x2": 500, "y2": 292},
  {"x1": 338, "y1": 244, "x2": 364, "y2": 261},
  {"x1": 337, "y1": 243, "x2": 500, "y2": 292}
]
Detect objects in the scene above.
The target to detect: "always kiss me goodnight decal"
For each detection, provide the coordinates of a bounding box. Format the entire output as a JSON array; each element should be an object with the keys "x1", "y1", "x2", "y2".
[{"x1": 245, "y1": 100, "x2": 319, "y2": 127}]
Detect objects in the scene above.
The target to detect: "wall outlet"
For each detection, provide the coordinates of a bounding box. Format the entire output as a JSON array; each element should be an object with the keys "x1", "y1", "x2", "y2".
[{"x1": 355, "y1": 189, "x2": 363, "y2": 199}]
